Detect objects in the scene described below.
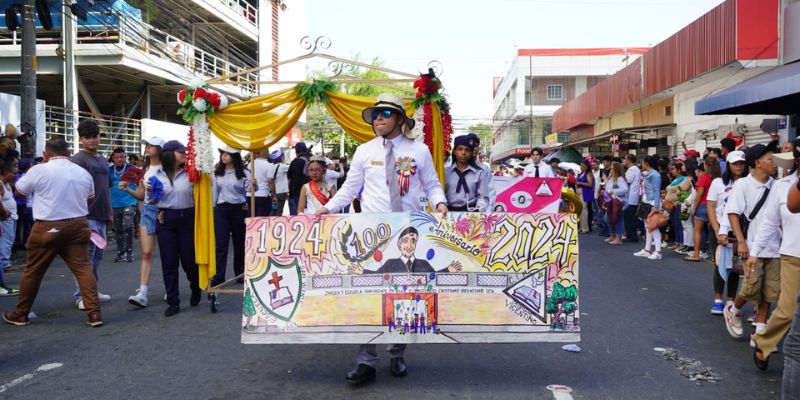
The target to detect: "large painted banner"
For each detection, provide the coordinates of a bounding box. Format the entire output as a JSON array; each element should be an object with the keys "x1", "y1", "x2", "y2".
[{"x1": 241, "y1": 212, "x2": 579, "y2": 344}]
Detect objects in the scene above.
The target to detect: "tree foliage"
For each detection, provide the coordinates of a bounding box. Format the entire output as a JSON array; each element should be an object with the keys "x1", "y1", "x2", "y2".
[
  {"x1": 545, "y1": 282, "x2": 578, "y2": 329},
  {"x1": 467, "y1": 123, "x2": 494, "y2": 155}
]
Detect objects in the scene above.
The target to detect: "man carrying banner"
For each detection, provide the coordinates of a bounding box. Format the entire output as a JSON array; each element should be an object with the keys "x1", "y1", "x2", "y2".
[{"x1": 315, "y1": 93, "x2": 448, "y2": 384}]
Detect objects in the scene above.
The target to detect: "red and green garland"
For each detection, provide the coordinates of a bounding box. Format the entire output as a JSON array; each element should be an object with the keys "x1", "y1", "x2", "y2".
[{"x1": 411, "y1": 70, "x2": 453, "y2": 158}]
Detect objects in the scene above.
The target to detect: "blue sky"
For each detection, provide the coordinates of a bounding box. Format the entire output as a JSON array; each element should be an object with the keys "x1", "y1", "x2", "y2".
[{"x1": 305, "y1": 0, "x2": 725, "y2": 131}]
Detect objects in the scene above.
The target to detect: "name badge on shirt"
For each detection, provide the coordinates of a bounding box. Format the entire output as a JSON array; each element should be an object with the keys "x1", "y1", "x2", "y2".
[{"x1": 370, "y1": 160, "x2": 384, "y2": 166}]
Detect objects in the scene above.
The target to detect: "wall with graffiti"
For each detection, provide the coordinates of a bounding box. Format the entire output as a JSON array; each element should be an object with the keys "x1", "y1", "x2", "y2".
[{"x1": 241, "y1": 211, "x2": 579, "y2": 344}]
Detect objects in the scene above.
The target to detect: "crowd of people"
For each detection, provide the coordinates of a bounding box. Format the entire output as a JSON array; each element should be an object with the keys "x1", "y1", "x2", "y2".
[
  {"x1": 1, "y1": 93, "x2": 799, "y2": 388},
  {"x1": 578, "y1": 135, "x2": 800, "y2": 376}
]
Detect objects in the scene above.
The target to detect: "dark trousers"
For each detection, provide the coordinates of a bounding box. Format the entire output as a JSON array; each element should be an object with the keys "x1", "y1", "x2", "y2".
[
  {"x1": 252, "y1": 196, "x2": 271, "y2": 217},
  {"x1": 212, "y1": 203, "x2": 246, "y2": 286},
  {"x1": 289, "y1": 196, "x2": 299, "y2": 215},
  {"x1": 623, "y1": 205, "x2": 638, "y2": 242},
  {"x1": 16, "y1": 218, "x2": 99, "y2": 316},
  {"x1": 353, "y1": 198, "x2": 362, "y2": 213},
  {"x1": 782, "y1": 293, "x2": 800, "y2": 399},
  {"x1": 14, "y1": 205, "x2": 33, "y2": 250},
  {"x1": 156, "y1": 208, "x2": 199, "y2": 306},
  {"x1": 271, "y1": 193, "x2": 287, "y2": 216},
  {"x1": 670, "y1": 204, "x2": 684, "y2": 244}
]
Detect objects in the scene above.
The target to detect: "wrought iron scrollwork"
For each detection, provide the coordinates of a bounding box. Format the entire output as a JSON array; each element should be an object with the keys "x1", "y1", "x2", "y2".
[
  {"x1": 427, "y1": 60, "x2": 443, "y2": 78},
  {"x1": 300, "y1": 36, "x2": 331, "y2": 56}
]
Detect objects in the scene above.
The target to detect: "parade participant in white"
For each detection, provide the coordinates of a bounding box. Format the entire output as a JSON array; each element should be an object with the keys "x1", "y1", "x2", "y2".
[
  {"x1": 523, "y1": 147, "x2": 555, "y2": 178},
  {"x1": 315, "y1": 93, "x2": 447, "y2": 384}
]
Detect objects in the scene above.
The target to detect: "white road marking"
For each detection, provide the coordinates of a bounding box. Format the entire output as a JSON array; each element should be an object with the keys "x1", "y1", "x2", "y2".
[
  {"x1": 0, "y1": 363, "x2": 63, "y2": 393},
  {"x1": 547, "y1": 384, "x2": 574, "y2": 400}
]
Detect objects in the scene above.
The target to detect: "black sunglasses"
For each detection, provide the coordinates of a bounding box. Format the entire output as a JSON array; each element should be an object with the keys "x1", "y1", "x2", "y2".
[{"x1": 371, "y1": 109, "x2": 395, "y2": 120}]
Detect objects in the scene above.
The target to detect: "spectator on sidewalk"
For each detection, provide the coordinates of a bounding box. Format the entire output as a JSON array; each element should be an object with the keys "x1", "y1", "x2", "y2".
[
  {"x1": 109, "y1": 148, "x2": 137, "y2": 263},
  {"x1": 722, "y1": 141, "x2": 780, "y2": 342},
  {"x1": 70, "y1": 120, "x2": 112, "y2": 309},
  {"x1": 686, "y1": 158, "x2": 720, "y2": 261},
  {"x1": 606, "y1": 162, "x2": 628, "y2": 245},
  {"x1": 623, "y1": 155, "x2": 642, "y2": 243},
  {"x1": 633, "y1": 156, "x2": 663, "y2": 260},
  {"x1": 707, "y1": 151, "x2": 746, "y2": 315},
  {"x1": 2, "y1": 138, "x2": 102, "y2": 327},
  {"x1": 123, "y1": 137, "x2": 163, "y2": 308},
  {"x1": 575, "y1": 159, "x2": 594, "y2": 233},
  {"x1": 720, "y1": 137, "x2": 736, "y2": 173},
  {"x1": 751, "y1": 139, "x2": 800, "y2": 371}
]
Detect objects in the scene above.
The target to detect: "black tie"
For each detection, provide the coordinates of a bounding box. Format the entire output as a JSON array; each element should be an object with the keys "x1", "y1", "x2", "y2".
[
  {"x1": 454, "y1": 169, "x2": 470, "y2": 194},
  {"x1": 406, "y1": 259, "x2": 412, "y2": 271},
  {"x1": 535, "y1": 165, "x2": 540, "y2": 178}
]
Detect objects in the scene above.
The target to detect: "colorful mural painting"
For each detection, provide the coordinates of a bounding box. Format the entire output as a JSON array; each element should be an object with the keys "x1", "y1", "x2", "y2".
[{"x1": 241, "y1": 210, "x2": 579, "y2": 344}]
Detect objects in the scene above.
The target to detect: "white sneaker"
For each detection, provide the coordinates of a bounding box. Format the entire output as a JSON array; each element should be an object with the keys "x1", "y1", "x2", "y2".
[
  {"x1": 633, "y1": 249, "x2": 651, "y2": 257},
  {"x1": 128, "y1": 289, "x2": 148, "y2": 308},
  {"x1": 647, "y1": 252, "x2": 663, "y2": 260},
  {"x1": 751, "y1": 324, "x2": 767, "y2": 348},
  {"x1": 76, "y1": 298, "x2": 86, "y2": 310},
  {"x1": 163, "y1": 293, "x2": 168, "y2": 302},
  {"x1": 699, "y1": 251, "x2": 710, "y2": 259},
  {"x1": 98, "y1": 292, "x2": 111, "y2": 302},
  {"x1": 723, "y1": 302, "x2": 744, "y2": 339}
]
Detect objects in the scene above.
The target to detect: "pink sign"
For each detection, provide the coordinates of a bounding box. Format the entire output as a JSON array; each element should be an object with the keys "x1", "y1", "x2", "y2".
[{"x1": 494, "y1": 177, "x2": 563, "y2": 213}]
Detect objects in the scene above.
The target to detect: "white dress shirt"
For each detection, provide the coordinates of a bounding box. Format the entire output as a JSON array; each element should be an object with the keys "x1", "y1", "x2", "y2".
[
  {"x1": 625, "y1": 165, "x2": 642, "y2": 206},
  {"x1": 325, "y1": 135, "x2": 446, "y2": 213},
  {"x1": 16, "y1": 157, "x2": 94, "y2": 221},
  {"x1": 751, "y1": 173, "x2": 799, "y2": 258},
  {"x1": 522, "y1": 161, "x2": 555, "y2": 178},
  {"x1": 252, "y1": 158, "x2": 273, "y2": 197},
  {"x1": 325, "y1": 169, "x2": 342, "y2": 188}
]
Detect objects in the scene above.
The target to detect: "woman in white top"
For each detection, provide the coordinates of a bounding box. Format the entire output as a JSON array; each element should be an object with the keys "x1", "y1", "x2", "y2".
[
  {"x1": 122, "y1": 138, "x2": 162, "y2": 308},
  {"x1": 706, "y1": 151, "x2": 746, "y2": 315},
  {"x1": 211, "y1": 146, "x2": 250, "y2": 288},
  {"x1": 298, "y1": 156, "x2": 336, "y2": 215}
]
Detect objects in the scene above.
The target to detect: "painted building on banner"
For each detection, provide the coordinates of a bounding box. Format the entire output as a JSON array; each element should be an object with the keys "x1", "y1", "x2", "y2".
[
  {"x1": 0, "y1": 0, "x2": 305, "y2": 156},
  {"x1": 491, "y1": 47, "x2": 648, "y2": 164},
  {"x1": 552, "y1": 0, "x2": 795, "y2": 158}
]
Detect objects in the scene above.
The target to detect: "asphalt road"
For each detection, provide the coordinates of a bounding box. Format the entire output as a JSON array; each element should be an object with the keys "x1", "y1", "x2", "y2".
[{"x1": 0, "y1": 232, "x2": 786, "y2": 399}]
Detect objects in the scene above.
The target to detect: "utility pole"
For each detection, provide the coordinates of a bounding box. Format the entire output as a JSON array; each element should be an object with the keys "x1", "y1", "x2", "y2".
[
  {"x1": 63, "y1": 1, "x2": 79, "y2": 150},
  {"x1": 20, "y1": 0, "x2": 37, "y2": 158}
]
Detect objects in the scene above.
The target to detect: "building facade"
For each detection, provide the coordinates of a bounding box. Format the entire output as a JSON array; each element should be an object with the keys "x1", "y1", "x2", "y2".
[
  {"x1": 490, "y1": 48, "x2": 647, "y2": 164},
  {"x1": 0, "y1": 0, "x2": 305, "y2": 155}
]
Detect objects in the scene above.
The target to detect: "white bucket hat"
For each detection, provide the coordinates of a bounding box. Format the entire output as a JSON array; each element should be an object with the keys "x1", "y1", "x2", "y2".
[
  {"x1": 218, "y1": 144, "x2": 241, "y2": 154},
  {"x1": 361, "y1": 93, "x2": 415, "y2": 138}
]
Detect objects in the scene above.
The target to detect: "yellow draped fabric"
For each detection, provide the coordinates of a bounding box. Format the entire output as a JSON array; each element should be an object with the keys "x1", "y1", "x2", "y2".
[
  {"x1": 208, "y1": 87, "x2": 305, "y2": 151},
  {"x1": 193, "y1": 174, "x2": 215, "y2": 290},
  {"x1": 197, "y1": 86, "x2": 447, "y2": 288}
]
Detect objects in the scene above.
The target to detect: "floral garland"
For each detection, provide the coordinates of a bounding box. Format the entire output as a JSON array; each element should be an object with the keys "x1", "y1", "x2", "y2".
[
  {"x1": 176, "y1": 77, "x2": 228, "y2": 181},
  {"x1": 411, "y1": 70, "x2": 453, "y2": 158}
]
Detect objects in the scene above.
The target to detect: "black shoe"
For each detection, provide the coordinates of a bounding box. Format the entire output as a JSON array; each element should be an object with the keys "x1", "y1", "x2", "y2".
[
  {"x1": 164, "y1": 305, "x2": 180, "y2": 317},
  {"x1": 190, "y1": 289, "x2": 201, "y2": 306},
  {"x1": 753, "y1": 348, "x2": 769, "y2": 371},
  {"x1": 345, "y1": 364, "x2": 376, "y2": 384},
  {"x1": 390, "y1": 357, "x2": 408, "y2": 377}
]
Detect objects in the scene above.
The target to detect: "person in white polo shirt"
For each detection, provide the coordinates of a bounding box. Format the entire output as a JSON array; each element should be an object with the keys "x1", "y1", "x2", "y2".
[
  {"x1": 722, "y1": 141, "x2": 779, "y2": 341},
  {"x1": 314, "y1": 93, "x2": 447, "y2": 384},
  {"x1": 751, "y1": 138, "x2": 800, "y2": 371},
  {"x1": 3, "y1": 138, "x2": 102, "y2": 327}
]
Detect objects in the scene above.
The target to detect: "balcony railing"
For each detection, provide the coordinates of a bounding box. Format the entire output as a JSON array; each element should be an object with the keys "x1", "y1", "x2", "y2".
[
  {"x1": 0, "y1": 11, "x2": 258, "y2": 97},
  {"x1": 45, "y1": 106, "x2": 142, "y2": 157},
  {"x1": 213, "y1": 0, "x2": 258, "y2": 28}
]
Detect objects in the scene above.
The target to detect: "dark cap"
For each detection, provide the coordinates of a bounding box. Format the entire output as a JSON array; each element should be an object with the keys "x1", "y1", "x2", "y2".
[
  {"x1": 744, "y1": 140, "x2": 779, "y2": 168},
  {"x1": 162, "y1": 140, "x2": 186, "y2": 153},
  {"x1": 453, "y1": 134, "x2": 477, "y2": 150},
  {"x1": 294, "y1": 141, "x2": 311, "y2": 154}
]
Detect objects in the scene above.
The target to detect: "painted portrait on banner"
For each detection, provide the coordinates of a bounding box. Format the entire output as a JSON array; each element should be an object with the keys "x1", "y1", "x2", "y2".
[{"x1": 241, "y1": 210, "x2": 579, "y2": 344}]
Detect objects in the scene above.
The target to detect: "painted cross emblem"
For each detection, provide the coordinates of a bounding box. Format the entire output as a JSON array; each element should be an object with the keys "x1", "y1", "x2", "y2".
[{"x1": 250, "y1": 259, "x2": 303, "y2": 321}]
